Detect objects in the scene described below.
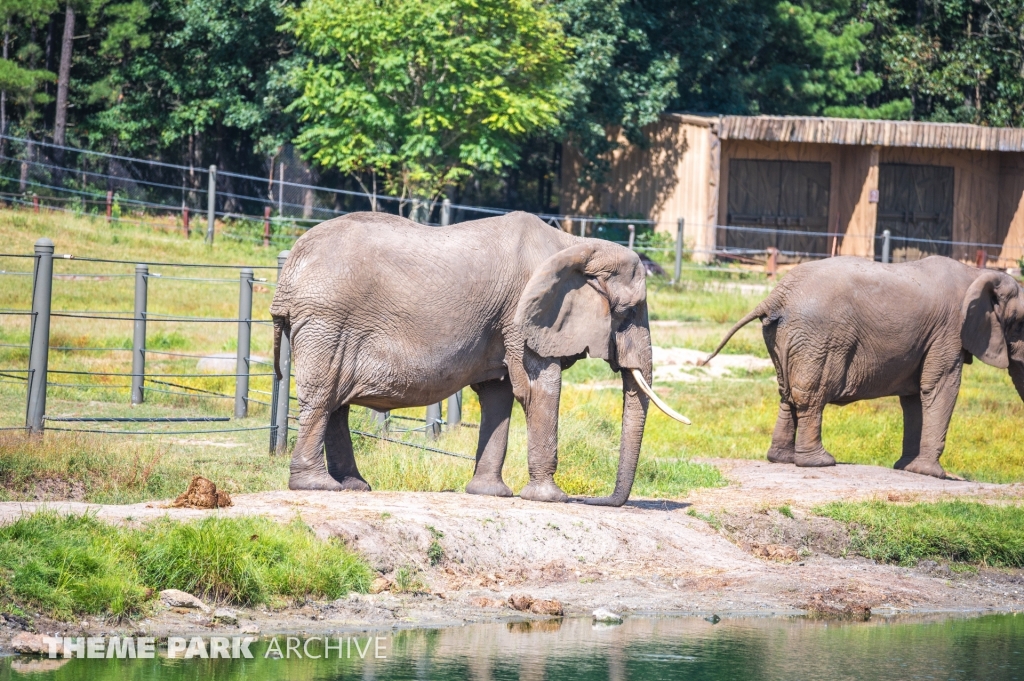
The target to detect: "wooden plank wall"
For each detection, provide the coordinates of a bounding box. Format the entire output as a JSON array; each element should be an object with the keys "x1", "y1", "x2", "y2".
[
  {"x1": 718, "y1": 140, "x2": 877, "y2": 257},
  {"x1": 878, "y1": 147, "x2": 1000, "y2": 262},
  {"x1": 998, "y1": 154, "x2": 1024, "y2": 267},
  {"x1": 558, "y1": 117, "x2": 714, "y2": 252}
]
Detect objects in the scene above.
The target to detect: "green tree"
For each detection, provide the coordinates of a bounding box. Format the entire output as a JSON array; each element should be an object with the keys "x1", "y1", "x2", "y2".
[
  {"x1": 866, "y1": 0, "x2": 1024, "y2": 125},
  {"x1": 286, "y1": 0, "x2": 571, "y2": 208},
  {"x1": 0, "y1": 0, "x2": 57, "y2": 144}
]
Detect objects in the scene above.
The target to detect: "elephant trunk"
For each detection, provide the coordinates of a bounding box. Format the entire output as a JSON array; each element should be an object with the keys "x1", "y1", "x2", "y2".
[
  {"x1": 583, "y1": 366, "x2": 649, "y2": 507},
  {"x1": 1010, "y1": 360, "x2": 1024, "y2": 404},
  {"x1": 584, "y1": 316, "x2": 652, "y2": 507}
]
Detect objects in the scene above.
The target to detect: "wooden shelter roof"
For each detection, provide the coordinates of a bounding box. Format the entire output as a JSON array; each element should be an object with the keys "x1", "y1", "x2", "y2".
[{"x1": 691, "y1": 115, "x2": 1024, "y2": 152}]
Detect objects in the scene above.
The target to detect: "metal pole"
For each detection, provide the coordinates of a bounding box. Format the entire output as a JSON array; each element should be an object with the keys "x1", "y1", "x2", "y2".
[
  {"x1": 426, "y1": 402, "x2": 442, "y2": 440},
  {"x1": 881, "y1": 229, "x2": 891, "y2": 264},
  {"x1": 579, "y1": 218, "x2": 586, "y2": 238},
  {"x1": 273, "y1": 250, "x2": 292, "y2": 455},
  {"x1": 25, "y1": 237, "x2": 53, "y2": 433},
  {"x1": 206, "y1": 165, "x2": 216, "y2": 244},
  {"x1": 278, "y1": 163, "x2": 284, "y2": 217},
  {"x1": 235, "y1": 267, "x2": 253, "y2": 419},
  {"x1": 440, "y1": 197, "x2": 461, "y2": 427},
  {"x1": 441, "y1": 198, "x2": 451, "y2": 227},
  {"x1": 627, "y1": 224, "x2": 635, "y2": 251},
  {"x1": 447, "y1": 391, "x2": 462, "y2": 429},
  {"x1": 673, "y1": 218, "x2": 685, "y2": 283},
  {"x1": 131, "y1": 264, "x2": 148, "y2": 405}
]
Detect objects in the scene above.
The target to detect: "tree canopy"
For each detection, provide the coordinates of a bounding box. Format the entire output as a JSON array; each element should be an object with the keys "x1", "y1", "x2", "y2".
[{"x1": 0, "y1": 0, "x2": 1020, "y2": 210}]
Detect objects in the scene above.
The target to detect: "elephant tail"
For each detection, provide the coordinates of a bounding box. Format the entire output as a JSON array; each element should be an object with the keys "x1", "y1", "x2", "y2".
[
  {"x1": 272, "y1": 316, "x2": 289, "y2": 380},
  {"x1": 698, "y1": 301, "x2": 769, "y2": 366}
]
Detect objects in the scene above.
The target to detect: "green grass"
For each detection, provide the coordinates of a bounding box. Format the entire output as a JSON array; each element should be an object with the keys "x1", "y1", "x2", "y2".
[
  {"x1": 0, "y1": 511, "x2": 372, "y2": 620},
  {"x1": 815, "y1": 501, "x2": 1024, "y2": 567}
]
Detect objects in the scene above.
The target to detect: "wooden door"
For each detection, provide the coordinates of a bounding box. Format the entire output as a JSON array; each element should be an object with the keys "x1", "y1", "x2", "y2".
[
  {"x1": 877, "y1": 164, "x2": 954, "y2": 260},
  {"x1": 724, "y1": 159, "x2": 831, "y2": 258}
]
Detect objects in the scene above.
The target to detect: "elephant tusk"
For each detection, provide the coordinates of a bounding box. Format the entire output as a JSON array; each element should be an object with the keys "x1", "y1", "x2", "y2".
[{"x1": 630, "y1": 369, "x2": 691, "y2": 425}]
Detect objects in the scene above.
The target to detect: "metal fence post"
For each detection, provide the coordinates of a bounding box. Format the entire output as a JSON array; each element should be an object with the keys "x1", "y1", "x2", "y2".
[
  {"x1": 447, "y1": 391, "x2": 462, "y2": 429},
  {"x1": 441, "y1": 198, "x2": 451, "y2": 227},
  {"x1": 673, "y1": 218, "x2": 685, "y2": 284},
  {"x1": 263, "y1": 206, "x2": 271, "y2": 246},
  {"x1": 273, "y1": 251, "x2": 292, "y2": 454},
  {"x1": 881, "y1": 229, "x2": 891, "y2": 264},
  {"x1": 206, "y1": 165, "x2": 216, "y2": 244},
  {"x1": 131, "y1": 264, "x2": 148, "y2": 405},
  {"x1": 627, "y1": 224, "x2": 635, "y2": 251},
  {"x1": 426, "y1": 402, "x2": 442, "y2": 439},
  {"x1": 25, "y1": 238, "x2": 54, "y2": 433},
  {"x1": 235, "y1": 267, "x2": 253, "y2": 419}
]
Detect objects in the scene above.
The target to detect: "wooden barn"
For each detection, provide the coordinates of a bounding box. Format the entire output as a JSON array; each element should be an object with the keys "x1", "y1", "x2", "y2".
[{"x1": 560, "y1": 115, "x2": 1024, "y2": 266}]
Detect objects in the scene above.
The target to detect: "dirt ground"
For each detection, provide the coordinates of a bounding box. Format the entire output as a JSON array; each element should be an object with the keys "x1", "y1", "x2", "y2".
[{"x1": 2, "y1": 459, "x2": 1023, "y2": 643}]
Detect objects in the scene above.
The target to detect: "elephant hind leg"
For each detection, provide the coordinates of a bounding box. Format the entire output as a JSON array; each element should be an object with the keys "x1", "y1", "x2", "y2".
[
  {"x1": 894, "y1": 394, "x2": 923, "y2": 470},
  {"x1": 766, "y1": 402, "x2": 797, "y2": 464},
  {"x1": 289, "y1": 406, "x2": 347, "y2": 491},
  {"x1": 324, "y1": 405, "x2": 371, "y2": 491},
  {"x1": 793, "y1": 405, "x2": 836, "y2": 468},
  {"x1": 465, "y1": 378, "x2": 514, "y2": 497}
]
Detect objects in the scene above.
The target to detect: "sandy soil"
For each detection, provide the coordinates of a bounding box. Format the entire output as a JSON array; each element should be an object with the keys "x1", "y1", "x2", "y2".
[{"x1": 1, "y1": 459, "x2": 1022, "y2": 645}]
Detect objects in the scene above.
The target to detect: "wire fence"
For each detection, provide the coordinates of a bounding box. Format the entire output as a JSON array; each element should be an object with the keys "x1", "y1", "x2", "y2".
[
  {"x1": 1, "y1": 133, "x2": 1020, "y2": 274},
  {"x1": 0, "y1": 241, "x2": 475, "y2": 461}
]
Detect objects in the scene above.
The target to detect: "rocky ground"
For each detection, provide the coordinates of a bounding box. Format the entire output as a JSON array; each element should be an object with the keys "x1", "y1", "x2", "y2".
[{"x1": 2, "y1": 459, "x2": 1023, "y2": 649}]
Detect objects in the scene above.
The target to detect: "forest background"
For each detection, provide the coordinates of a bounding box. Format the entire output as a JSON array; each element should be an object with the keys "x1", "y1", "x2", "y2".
[{"x1": 1, "y1": 0, "x2": 1022, "y2": 213}]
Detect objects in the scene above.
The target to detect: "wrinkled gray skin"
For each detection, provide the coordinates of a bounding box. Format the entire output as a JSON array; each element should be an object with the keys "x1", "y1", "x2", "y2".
[
  {"x1": 705, "y1": 256, "x2": 1024, "y2": 478},
  {"x1": 270, "y1": 211, "x2": 654, "y2": 506}
]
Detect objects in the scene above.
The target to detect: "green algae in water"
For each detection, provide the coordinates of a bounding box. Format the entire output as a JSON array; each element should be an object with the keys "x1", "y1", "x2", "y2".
[{"x1": 3, "y1": 614, "x2": 1023, "y2": 680}]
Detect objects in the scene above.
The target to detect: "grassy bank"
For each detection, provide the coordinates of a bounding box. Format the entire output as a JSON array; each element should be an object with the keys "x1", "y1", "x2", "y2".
[
  {"x1": 0, "y1": 511, "x2": 372, "y2": 620},
  {"x1": 816, "y1": 501, "x2": 1024, "y2": 567}
]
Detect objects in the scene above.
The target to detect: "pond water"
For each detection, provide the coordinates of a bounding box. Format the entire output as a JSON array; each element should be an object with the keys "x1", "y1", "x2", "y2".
[{"x1": 3, "y1": 613, "x2": 1022, "y2": 680}]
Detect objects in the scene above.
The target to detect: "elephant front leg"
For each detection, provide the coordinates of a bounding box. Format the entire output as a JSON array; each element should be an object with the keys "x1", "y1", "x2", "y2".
[
  {"x1": 289, "y1": 406, "x2": 347, "y2": 491},
  {"x1": 518, "y1": 353, "x2": 569, "y2": 503},
  {"x1": 465, "y1": 378, "x2": 514, "y2": 497},
  {"x1": 894, "y1": 394, "x2": 923, "y2": 470},
  {"x1": 324, "y1": 405, "x2": 371, "y2": 491},
  {"x1": 793, "y1": 405, "x2": 836, "y2": 467},
  {"x1": 903, "y1": 370, "x2": 961, "y2": 479},
  {"x1": 766, "y1": 402, "x2": 797, "y2": 463}
]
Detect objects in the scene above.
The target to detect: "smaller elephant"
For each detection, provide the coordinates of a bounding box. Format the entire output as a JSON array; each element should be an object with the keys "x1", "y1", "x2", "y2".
[{"x1": 703, "y1": 256, "x2": 1024, "y2": 478}]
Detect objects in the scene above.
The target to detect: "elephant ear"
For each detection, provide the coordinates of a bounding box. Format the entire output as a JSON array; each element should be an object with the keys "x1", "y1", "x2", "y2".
[
  {"x1": 961, "y1": 271, "x2": 1019, "y2": 369},
  {"x1": 515, "y1": 242, "x2": 645, "y2": 361}
]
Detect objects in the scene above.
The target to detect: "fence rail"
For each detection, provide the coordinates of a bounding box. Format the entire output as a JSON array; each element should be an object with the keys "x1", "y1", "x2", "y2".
[{"x1": 0, "y1": 240, "x2": 472, "y2": 461}]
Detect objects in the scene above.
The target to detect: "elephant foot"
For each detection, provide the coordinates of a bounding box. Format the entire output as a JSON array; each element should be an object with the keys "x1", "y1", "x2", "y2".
[
  {"x1": 766, "y1": 446, "x2": 796, "y2": 464},
  {"x1": 794, "y1": 448, "x2": 836, "y2": 468},
  {"x1": 902, "y1": 459, "x2": 947, "y2": 479},
  {"x1": 289, "y1": 469, "x2": 348, "y2": 491},
  {"x1": 335, "y1": 475, "x2": 372, "y2": 492},
  {"x1": 465, "y1": 476, "x2": 513, "y2": 497},
  {"x1": 893, "y1": 455, "x2": 916, "y2": 471},
  {"x1": 519, "y1": 479, "x2": 569, "y2": 503}
]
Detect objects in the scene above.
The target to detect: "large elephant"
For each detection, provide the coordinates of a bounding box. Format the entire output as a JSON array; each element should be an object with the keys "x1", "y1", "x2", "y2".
[
  {"x1": 703, "y1": 256, "x2": 1024, "y2": 478},
  {"x1": 270, "y1": 211, "x2": 689, "y2": 506}
]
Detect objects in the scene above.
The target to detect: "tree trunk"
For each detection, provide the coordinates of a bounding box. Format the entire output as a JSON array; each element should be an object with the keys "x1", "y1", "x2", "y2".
[
  {"x1": 1, "y1": 19, "x2": 9, "y2": 160},
  {"x1": 53, "y1": 2, "x2": 75, "y2": 149}
]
